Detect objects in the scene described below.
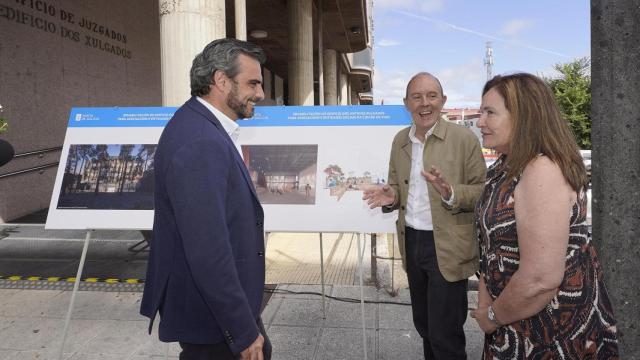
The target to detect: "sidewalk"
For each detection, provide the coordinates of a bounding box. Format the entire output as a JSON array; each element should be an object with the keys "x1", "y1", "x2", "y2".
[
  {"x1": 0, "y1": 285, "x2": 484, "y2": 359},
  {"x1": 0, "y1": 226, "x2": 485, "y2": 359}
]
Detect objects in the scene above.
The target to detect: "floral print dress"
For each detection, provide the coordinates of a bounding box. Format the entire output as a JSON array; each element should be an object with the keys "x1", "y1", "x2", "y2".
[{"x1": 476, "y1": 155, "x2": 619, "y2": 359}]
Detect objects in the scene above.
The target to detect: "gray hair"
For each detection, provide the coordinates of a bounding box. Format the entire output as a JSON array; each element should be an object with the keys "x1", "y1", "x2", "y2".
[
  {"x1": 405, "y1": 72, "x2": 444, "y2": 98},
  {"x1": 190, "y1": 38, "x2": 266, "y2": 97}
]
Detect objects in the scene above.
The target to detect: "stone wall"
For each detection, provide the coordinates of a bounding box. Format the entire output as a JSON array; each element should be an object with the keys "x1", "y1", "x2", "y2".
[{"x1": 0, "y1": 0, "x2": 162, "y2": 221}]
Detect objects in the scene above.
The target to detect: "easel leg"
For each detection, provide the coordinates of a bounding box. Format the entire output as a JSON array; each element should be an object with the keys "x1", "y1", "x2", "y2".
[
  {"x1": 319, "y1": 232, "x2": 326, "y2": 319},
  {"x1": 57, "y1": 229, "x2": 92, "y2": 360},
  {"x1": 357, "y1": 233, "x2": 368, "y2": 360}
]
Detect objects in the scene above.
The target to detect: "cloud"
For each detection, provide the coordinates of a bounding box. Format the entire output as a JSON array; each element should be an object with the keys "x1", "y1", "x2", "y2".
[
  {"x1": 437, "y1": 58, "x2": 486, "y2": 107},
  {"x1": 500, "y1": 19, "x2": 534, "y2": 37},
  {"x1": 377, "y1": 39, "x2": 401, "y2": 47},
  {"x1": 419, "y1": 0, "x2": 444, "y2": 13},
  {"x1": 373, "y1": 69, "x2": 411, "y2": 105},
  {"x1": 375, "y1": 0, "x2": 414, "y2": 8},
  {"x1": 391, "y1": 10, "x2": 570, "y2": 58},
  {"x1": 376, "y1": 0, "x2": 443, "y2": 13},
  {"x1": 373, "y1": 59, "x2": 486, "y2": 107}
]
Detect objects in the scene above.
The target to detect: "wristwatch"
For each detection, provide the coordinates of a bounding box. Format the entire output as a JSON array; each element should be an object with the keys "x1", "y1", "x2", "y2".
[{"x1": 487, "y1": 305, "x2": 502, "y2": 327}]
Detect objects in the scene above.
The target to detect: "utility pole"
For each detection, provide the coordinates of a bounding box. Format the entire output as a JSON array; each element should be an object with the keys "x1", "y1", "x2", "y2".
[{"x1": 484, "y1": 42, "x2": 494, "y2": 81}]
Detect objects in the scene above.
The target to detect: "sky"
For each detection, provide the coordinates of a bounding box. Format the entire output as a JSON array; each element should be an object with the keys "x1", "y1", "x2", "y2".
[{"x1": 372, "y1": 0, "x2": 590, "y2": 107}]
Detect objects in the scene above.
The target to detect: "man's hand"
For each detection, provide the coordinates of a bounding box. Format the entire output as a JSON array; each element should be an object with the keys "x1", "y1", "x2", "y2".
[
  {"x1": 421, "y1": 165, "x2": 452, "y2": 200},
  {"x1": 362, "y1": 184, "x2": 396, "y2": 209},
  {"x1": 240, "y1": 334, "x2": 264, "y2": 360}
]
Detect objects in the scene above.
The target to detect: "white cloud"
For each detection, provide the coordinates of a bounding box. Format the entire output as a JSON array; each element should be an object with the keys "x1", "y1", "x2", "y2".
[
  {"x1": 373, "y1": 69, "x2": 411, "y2": 105},
  {"x1": 437, "y1": 58, "x2": 486, "y2": 107},
  {"x1": 500, "y1": 19, "x2": 534, "y2": 38},
  {"x1": 375, "y1": 0, "x2": 414, "y2": 9},
  {"x1": 375, "y1": 0, "x2": 443, "y2": 13},
  {"x1": 391, "y1": 11, "x2": 569, "y2": 58},
  {"x1": 419, "y1": 0, "x2": 444, "y2": 13},
  {"x1": 377, "y1": 39, "x2": 401, "y2": 47},
  {"x1": 373, "y1": 59, "x2": 485, "y2": 107}
]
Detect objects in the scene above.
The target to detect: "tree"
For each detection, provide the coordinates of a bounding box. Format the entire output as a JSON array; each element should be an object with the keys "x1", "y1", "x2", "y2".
[
  {"x1": 324, "y1": 164, "x2": 343, "y2": 175},
  {"x1": 118, "y1": 145, "x2": 135, "y2": 193},
  {"x1": 92, "y1": 145, "x2": 109, "y2": 194},
  {"x1": 543, "y1": 57, "x2": 592, "y2": 149}
]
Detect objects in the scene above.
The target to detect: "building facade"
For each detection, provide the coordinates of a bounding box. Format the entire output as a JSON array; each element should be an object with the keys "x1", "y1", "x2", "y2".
[{"x1": 0, "y1": 0, "x2": 373, "y2": 222}]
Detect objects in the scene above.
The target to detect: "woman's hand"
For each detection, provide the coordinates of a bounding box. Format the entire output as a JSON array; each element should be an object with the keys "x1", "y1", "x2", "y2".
[
  {"x1": 471, "y1": 276, "x2": 498, "y2": 334},
  {"x1": 470, "y1": 306, "x2": 498, "y2": 334}
]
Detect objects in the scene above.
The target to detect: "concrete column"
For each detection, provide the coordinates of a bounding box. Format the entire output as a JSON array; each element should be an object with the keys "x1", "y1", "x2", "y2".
[
  {"x1": 351, "y1": 89, "x2": 359, "y2": 105},
  {"x1": 317, "y1": 0, "x2": 324, "y2": 105},
  {"x1": 339, "y1": 68, "x2": 348, "y2": 106},
  {"x1": 235, "y1": 0, "x2": 246, "y2": 40},
  {"x1": 287, "y1": 0, "x2": 314, "y2": 105},
  {"x1": 323, "y1": 49, "x2": 338, "y2": 105},
  {"x1": 263, "y1": 68, "x2": 273, "y2": 101},
  {"x1": 159, "y1": 0, "x2": 225, "y2": 106},
  {"x1": 591, "y1": 1, "x2": 640, "y2": 356},
  {"x1": 275, "y1": 75, "x2": 284, "y2": 105}
]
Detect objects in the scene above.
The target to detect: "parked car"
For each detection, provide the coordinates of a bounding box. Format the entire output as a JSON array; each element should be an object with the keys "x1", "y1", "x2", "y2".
[{"x1": 580, "y1": 149, "x2": 591, "y2": 174}]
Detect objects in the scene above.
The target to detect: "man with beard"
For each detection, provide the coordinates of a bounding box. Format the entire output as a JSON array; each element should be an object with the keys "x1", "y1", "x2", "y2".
[{"x1": 141, "y1": 38, "x2": 271, "y2": 360}]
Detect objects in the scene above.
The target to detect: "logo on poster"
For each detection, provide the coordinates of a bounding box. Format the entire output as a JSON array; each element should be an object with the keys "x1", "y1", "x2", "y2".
[{"x1": 74, "y1": 113, "x2": 99, "y2": 122}]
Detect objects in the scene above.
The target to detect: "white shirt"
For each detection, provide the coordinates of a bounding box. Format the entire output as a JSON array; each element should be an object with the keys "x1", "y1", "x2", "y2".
[
  {"x1": 404, "y1": 122, "x2": 456, "y2": 230},
  {"x1": 196, "y1": 97, "x2": 243, "y2": 159},
  {"x1": 405, "y1": 124, "x2": 435, "y2": 230}
]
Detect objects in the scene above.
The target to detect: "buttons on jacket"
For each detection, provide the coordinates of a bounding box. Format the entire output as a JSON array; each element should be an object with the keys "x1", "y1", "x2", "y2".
[
  {"x1": 258, "y1": 251, "x2": 264, "y2": 257},
  {"x1": 404, "y1": 179, "x2": 409, "y2": 184},
  {"x1": 224, "y1": 330, "x2": 234, "y2": 344},
  {"x1": 400, "y1": 205, "x2": 405, "y2": 210},
  {"x1": 257, "y1": 221, "x2": 263, "y2": 227}
]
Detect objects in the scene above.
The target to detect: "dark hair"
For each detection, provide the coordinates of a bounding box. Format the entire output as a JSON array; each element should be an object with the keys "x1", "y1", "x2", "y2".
[
  {"x1": 405, "y1": 72, "x2": 444, "y2": 98},
  {"x1": 483, "y1": 73, "x2": 588, "y2": 192},
  {"x1": 190, "y1": 38, "x2": 266, "y2": 97}
]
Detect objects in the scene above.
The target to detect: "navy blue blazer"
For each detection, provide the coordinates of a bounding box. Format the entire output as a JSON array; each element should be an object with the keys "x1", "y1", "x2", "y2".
[{"x1": 140, "y1": 97, "x2": 265, "y2": 354}]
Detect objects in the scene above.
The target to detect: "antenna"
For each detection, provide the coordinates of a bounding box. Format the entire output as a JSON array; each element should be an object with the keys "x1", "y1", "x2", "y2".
[{"x1": 484, "y1": 42, "x2": 494, "y2": 81}]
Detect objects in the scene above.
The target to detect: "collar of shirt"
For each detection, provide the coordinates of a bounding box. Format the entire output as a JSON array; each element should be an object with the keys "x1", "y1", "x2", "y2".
[
  {"x1": 408, "y1": 120, "x2": 438, "y2": 144},
  {"x1": 196, "y1": 97, "x2": 240, "y2": 142}
]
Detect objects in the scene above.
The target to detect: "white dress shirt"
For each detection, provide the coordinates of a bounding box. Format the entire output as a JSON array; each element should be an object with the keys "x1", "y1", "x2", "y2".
[
  {"x1": 405, "y1": 123, "x2": 436, "y2": 231},
  {"x1": 404, "y1": 121, "x2": 456, "y2": 231},
  {"x1": 196, "y1": 97, "x2": 243, "y2": 159}
]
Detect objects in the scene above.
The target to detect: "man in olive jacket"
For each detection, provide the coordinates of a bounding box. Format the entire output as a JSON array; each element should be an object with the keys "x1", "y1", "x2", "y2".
[{"x1": 364, "y1": 72, "x2": 485, "y2": 359}]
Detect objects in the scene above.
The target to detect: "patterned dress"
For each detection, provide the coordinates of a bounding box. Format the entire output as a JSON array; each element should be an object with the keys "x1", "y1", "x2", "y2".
[{"x1": 476, "y1": 155, "x2": 619, "y2": 359}]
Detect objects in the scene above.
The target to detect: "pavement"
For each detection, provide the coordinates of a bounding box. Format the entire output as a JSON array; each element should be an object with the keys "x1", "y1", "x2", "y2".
[
  {"x1": 0, "y1": 285, "x2": 484, "y2": 359},
  {"x1": 0, "y1": 225, "x2": 486, "y2": 359}
]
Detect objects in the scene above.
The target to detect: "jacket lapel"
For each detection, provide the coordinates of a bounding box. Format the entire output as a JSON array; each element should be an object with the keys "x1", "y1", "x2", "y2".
[
  {"x1": 400, "y1": 128, "x2": 412, "y2": 161},
  {"x1": 185, "y1": 98, "x2": 261, "y2": 203}
]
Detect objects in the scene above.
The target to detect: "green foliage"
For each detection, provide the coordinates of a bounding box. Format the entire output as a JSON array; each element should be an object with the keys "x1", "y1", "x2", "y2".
[
  {"x1": 543, "y1": 57, "x2": 592, "y2": 149},
  {"x1": 0, "y1": 104, "x2": 6, "y2": 134}
]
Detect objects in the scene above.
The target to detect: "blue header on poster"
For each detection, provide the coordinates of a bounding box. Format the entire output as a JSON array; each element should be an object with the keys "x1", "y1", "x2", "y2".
[
  {"x1": 67, "y1": 107, "x2": 177, "y2": 128},
  {"x1": 67, "y1": 105, "x2": 412, "y2": 128},
  {"x1": 243, "y1": 105, "x2": 412, "y2": 126}
]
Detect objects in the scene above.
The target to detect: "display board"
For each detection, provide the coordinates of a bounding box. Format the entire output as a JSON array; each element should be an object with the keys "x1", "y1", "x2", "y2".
[{"x1": 46, "y1": 105, "x2": 411, "y2": 232}]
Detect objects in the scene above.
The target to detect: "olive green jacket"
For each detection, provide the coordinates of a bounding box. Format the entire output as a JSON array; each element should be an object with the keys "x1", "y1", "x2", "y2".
[{"x1": 383, "y1": 120, "x2": 486, "y2": 282}]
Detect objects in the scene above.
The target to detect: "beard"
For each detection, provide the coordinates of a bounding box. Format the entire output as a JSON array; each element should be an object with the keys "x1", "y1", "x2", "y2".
[{"x1": 227, "y1": 83, "x2": 254, "y2": 119}]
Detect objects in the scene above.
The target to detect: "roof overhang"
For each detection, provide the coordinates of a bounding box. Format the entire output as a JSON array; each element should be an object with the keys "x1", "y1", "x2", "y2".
[{"x1": 227, "y1": 0, "x2": 369, "y2": 82}]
